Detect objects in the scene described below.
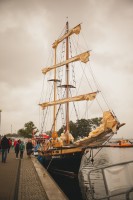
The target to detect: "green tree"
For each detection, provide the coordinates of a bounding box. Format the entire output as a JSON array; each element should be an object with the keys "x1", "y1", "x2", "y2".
[
  {"x1": 69, "y1": 121, "x2": 77, "y2": 138},
  {"x1": 76, "y1": 119, "x2": 92, "y2": 138},
  {"x1": 18, "y1": 128, "x2": 26, "y2": 137},
  {"x1": 89, "y1": 117, "x2": 102, "y2": 130},
  {"x1": 58, "y1": 121, "x2": 77, "y2": 137},
  {"x1": 57, "y1": 117, "x2": 102, "y2": 140},
  {"x1": 6, "y1": 133, "x2": 18, "y2": 137},
  {"x1": 18, "y1": 121, "x2": 37, "y2": 138}
]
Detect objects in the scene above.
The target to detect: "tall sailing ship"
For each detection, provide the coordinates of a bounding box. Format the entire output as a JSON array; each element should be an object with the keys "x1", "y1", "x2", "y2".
[{"x1": 38, "y1": 21, "x2": 125, "y2": 177}]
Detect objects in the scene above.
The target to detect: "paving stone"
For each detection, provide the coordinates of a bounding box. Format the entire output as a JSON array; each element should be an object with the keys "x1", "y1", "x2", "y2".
[
  {"x1": 0, "y1": 149, "x2": 67, "y2": 200},
  {"x1": 18, "y1": 154, "x2": 48, "y2": 200},
  {"x1": 0, "y1": 149, "x2": 48, "y2": 200}
]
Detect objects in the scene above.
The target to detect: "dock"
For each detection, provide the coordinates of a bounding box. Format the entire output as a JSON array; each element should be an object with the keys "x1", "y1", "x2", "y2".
[{"x1": 0, "y1": 149, "x2": 68, "y2": 200}]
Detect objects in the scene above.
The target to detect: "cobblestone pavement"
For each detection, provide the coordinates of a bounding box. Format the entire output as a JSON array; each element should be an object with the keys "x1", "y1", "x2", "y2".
[{"x1": 18, "y1": 155, "x2": 48, "y2": 200}]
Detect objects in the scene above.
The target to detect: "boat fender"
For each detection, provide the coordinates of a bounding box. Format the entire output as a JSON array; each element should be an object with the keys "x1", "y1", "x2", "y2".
[{"x1": 52, "y1": 131, "x2": 58, "y2": 139}]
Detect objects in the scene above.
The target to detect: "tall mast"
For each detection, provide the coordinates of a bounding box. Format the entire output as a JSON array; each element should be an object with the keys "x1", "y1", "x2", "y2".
[
  {"x1": 53, "y1": 47, "x2": 57, "y2": 132},
  {"x1": 66, "y1": 21, "x2": 69, "y2": 135}
]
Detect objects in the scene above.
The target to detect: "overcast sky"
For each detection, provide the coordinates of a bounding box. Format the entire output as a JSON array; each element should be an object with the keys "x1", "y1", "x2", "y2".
[{"x1": 0, "y1": 0, "x2": 133, "y2": 138}]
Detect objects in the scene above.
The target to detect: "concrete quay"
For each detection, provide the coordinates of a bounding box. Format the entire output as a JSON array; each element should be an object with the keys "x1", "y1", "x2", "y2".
[{"x1": 0, "y1": 149, "x2": 68, "y2": 200}]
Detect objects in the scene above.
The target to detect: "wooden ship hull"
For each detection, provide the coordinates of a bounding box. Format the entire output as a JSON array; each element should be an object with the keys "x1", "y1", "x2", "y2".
[
  {"x1": 38, "y1": 128, "x2": 122, "y2": 176},
  {"x1": 38, "y1": 146, "x2": 84, "y2": 177}
]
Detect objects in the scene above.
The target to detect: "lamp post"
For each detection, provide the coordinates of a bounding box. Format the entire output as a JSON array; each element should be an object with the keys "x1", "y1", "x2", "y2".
[
  {"x1": 11, "y1": 124, "x2": 12, "y2": 134},
  {"x1": 0, "y1": 109, "x2": 2, "y2": 136}
]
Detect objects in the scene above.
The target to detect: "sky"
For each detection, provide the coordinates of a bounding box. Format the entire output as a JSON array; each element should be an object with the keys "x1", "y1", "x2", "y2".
[{"x1": 0, "y1": 0, "x2": 133, "y2": 138}]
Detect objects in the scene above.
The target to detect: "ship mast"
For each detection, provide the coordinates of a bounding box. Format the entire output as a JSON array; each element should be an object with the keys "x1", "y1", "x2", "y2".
[
  {"x1": 53, "y1": 47, "x2": 57, "y2": 132},
  {"x1": 65, "y1": 21, "x2": 70, "y2": 142},
  {"x1": 40, "y1": 22, "x2": 93, "y2": 137}
]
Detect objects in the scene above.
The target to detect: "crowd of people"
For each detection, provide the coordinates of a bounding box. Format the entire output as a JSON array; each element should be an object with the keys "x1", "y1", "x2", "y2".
[{"x1": 0, "y1": 136, "x2": 35, "y2": 163}]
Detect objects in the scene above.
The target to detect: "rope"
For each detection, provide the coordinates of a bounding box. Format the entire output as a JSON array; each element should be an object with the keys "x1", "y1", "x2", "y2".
[
  {"x1": 69, "y1": 89, "x2": 79, "y2": 120},
  {"x1": 47, "y1": 157, "x2": 53, "y2": 170},
  {"x1": 88, "y1": 135, "x2": 113, "y2": 163},
  {"x1": 79, "y1": 134, "x2": 113, "y2": 172},
  {"x1": 40, "y1": 84, "x2": 54, "y2": 133},
  {"x1": 88, "y1": 62, "x2": 111, "y2": 111}
]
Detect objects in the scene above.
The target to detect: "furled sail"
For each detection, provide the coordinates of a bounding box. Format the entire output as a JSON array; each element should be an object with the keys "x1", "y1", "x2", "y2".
[
  {"x1": 52, "y1": 24, "x2": 81, "y2": 48},
  {"x1": 42, "y1": 51, "x2": 90, "y2": 74},
  {"x1": 74, "y1": 111, "x2": 120, "y2": 147},
  {"x1": 39, "y1": 91, "x2": 97, "y2": 109}
]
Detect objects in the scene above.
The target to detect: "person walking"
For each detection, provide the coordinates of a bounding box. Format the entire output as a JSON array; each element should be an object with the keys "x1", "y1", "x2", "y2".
[
  {"x1": 19, "y1": 141, "x2": 25, "y2": 159},
  {"x1": 8, "y1": 138, "x2": 12, "y2": 153},
  {"x1": 0, "y1": 139, "x2": 1, "y2": 154},
  {"x1": 1, "y1": 135, "x2": 9, "y2": 163},
  {"x1": 13, "y1": 139, "x2": 17, "y2": 150},
  {"x1": 15, "y1": 140, "x2": 20, "y2": 159},
  {"x1": 26, "y1": 139, "x2": 33, "y2": 158}
]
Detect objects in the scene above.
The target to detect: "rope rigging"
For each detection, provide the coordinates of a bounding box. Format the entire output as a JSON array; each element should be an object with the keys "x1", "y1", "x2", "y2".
[
  {"x1": 79, "y1": 134, "x2": 113, "y2": 173},
  {"x1": 38, "y1": 22, "x2": 119, "y2": 140}
]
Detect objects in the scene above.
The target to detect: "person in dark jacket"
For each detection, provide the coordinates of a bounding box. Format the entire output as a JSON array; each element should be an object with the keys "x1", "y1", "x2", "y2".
[
  {"x1": 1, "y1": 135, "x2": 9, "y2": 163},
  {"x1": 8, "y1": 138, "x2": 12, "y2": 153},
  {"x1": 15, "y1": 140, "x2": 20, "y2": 159},
  {"x1": 0, "y1": 139, "x2": 1, "y2": 153},
  {"x1": 19, "y1": 141, "x2": 25, "y2": 159},
  {"x1": 26, "y1": 139, "x2": 33, "y2": 157}
]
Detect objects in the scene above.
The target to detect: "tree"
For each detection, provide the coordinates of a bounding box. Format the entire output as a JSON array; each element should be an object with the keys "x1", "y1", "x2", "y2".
[
  {"x1": 90, "y1": 117, "x2": 102, "y2": 130},
  {"x1": 75, "y1": 119, "x2": 92, "y2": 138},
  {"x1": 58, "y1": 121, "x2": 77, "y2": 137},
  {"x1": 18, "y1": 121, "x2": 37, "y2": 138},
  {"x1": 18, "y1": 129, "x2": 26, "y2": 137},
  {"x1": 57, "y1": 117, "x2": 102, "y2": 140},
  {"x1": 69, "y1": 121, "x2": 77, "y2": 138},
  {"x1": 5, "y1": 133, "x2": 18, "y2": 137}
]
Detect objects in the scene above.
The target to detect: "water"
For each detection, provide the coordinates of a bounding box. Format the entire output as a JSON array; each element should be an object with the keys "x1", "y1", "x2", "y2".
[
  {"x1": 79, "y1": 147, "x2": 133, "y2": 200},
  {"x1": 51, "y1": 173, "x2": 83, "y2": 200}
]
